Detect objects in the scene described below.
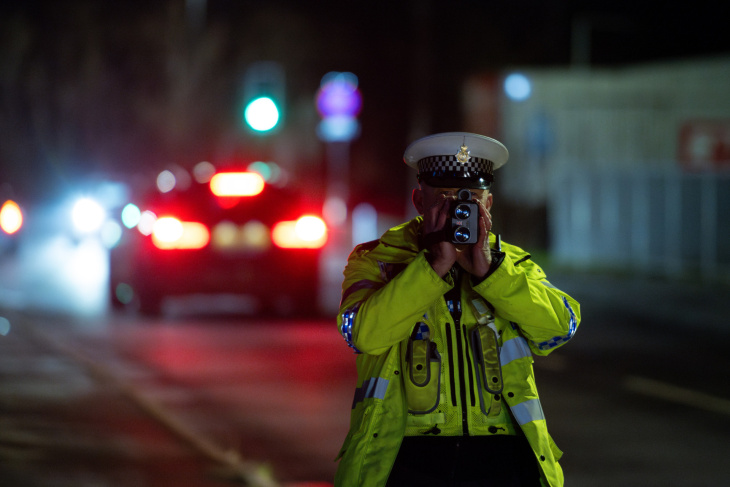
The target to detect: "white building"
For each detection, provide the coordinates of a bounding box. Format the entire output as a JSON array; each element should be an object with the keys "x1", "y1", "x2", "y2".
[{"x1": 464, "y1": 57, "x2": 730, "y2": 281}]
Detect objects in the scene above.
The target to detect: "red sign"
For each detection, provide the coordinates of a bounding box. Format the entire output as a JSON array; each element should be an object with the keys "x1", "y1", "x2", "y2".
[{"x1": 678, "y1": 120, "x2": 730, "y2": 170}]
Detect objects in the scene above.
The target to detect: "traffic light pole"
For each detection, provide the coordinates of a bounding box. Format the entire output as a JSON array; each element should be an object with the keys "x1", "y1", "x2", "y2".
[{"x1": 326, "y1": 140, "x2": 350, "y2": 208}]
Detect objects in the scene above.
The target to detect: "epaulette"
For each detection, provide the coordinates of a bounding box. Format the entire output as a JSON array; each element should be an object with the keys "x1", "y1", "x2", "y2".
[
  {"x1": 501, "y1": 240, "x2": 531, "y2": 266},
  {"x1": 354, "y1": 239, "x2": 380, "y2": 253}
]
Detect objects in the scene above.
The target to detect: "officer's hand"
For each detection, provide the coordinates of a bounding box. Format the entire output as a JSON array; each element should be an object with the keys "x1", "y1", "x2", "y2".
[
  {"x1": 456, "y1": 199, "x2": 492, "y2": 278},
  {"x1": 423, "y1": 194, "x2": 457, "y2": 277}
]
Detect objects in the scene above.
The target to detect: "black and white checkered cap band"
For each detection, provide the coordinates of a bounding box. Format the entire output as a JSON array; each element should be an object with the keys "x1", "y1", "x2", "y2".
[{"x1": 417, "y1": 155, "x2": 494, "y2": 176}]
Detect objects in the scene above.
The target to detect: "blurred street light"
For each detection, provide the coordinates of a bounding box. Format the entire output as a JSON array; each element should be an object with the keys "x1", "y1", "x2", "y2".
[
  {"x1": 71, "y1": 198, "x2": 106, "y2": 235},
  {"x1": 1, "y1": 200, "x2": 23, "y2": 235},
  {"x1": 504, "y1": 73, "x2": 532, "y2": 101}
]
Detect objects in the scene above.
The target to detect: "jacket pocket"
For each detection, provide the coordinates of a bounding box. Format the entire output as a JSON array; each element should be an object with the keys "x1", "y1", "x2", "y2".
[
  {"x1": 470, "y1": 323, "x2": 504, "y2": 417},
  {"x1": 404, "y1": 322, "x2": 441, "y2": 414}
]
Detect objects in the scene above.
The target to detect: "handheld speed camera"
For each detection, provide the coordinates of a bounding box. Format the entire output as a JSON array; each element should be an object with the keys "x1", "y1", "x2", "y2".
[{"x1": 449, "y1": 189, "x2": 479, "y2": 244}]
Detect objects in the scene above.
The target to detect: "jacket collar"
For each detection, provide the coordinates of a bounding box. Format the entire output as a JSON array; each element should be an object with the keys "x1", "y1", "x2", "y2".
[{"x1": 377, "y1": 216, "x2": 423, "y2": 254}]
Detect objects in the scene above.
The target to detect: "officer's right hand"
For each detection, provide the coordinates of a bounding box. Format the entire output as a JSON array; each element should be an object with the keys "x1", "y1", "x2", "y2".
[{"x1": 423, "y1": 194, "x2": 457, "y2": 277}]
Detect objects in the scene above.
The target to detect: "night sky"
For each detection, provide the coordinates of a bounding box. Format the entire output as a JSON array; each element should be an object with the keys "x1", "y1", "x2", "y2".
[{"x1": 1, "y1": 0, "x2": 728, "y2": 206}]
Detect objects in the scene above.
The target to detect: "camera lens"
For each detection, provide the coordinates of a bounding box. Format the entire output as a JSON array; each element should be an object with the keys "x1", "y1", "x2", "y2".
[
  {"x1": 454, "y1": 204, "x2": 471, "y2": 220},
  {"x1": 454, "y1": 227, "x2": 471, "y2": 243}
]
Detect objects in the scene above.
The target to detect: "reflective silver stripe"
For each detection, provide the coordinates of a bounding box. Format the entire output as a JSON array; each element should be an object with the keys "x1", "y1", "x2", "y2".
[
  {"x1": 500, "y1": 336, "x2": 532, "y2": 366},
  {"x1": 352, "y1": 377, "x2": 389, "y2": 408},
  {"x1": 511, "y1": 398, "x2": 545, "y2": 425},
  {"x1": 340, "y1": 302, "x2": 363, "y2": 353}
]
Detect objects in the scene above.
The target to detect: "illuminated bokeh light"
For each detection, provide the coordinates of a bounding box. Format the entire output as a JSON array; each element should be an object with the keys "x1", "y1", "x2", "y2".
[
  {"x1": 295, "y1": 216, "x2": 327, "y2": 242},
  {"x1": 316, "y1": 72, "x2": 362, "y2": 118},
  {"x1": 244, "y1": 96, "x2": 280, "y2": 132},
  {"x1": 211, "y1": 220, "x2": 271, "y2": 251},
  {"x1": 137, "y1": 210, "x2": 157, "y2": 236},
  {"x1": 272, "y1": 216, "x2": 327, "y2": 249},
  {"x1": 193, "y1": 161, "x2": 216, "y2": 184},
  {"x1": 0, "y1": 200, "x2": 23, "y2": 235},
  {"x1": 241, "y1": 220, "x2": 270, "y2": 249},
  {"x1": 114, "y1": 282, "x2": 135, "y2": 305},
  {"x1": 248, "y1": 161, "x2": 284, "y2": 185},
  {"x1": 212, "y1": 221, "x2": 238, "y2": 248},
  {"x1": 504, "y1": 73, "x2": 532, "y2": 101},
  {"x1": 157, "y1": 170, "x2": 176, "y2": 193},
  {"x1": 151, "y1": 218, "x2": 210, "y2": 249},
  {"x1": 121, "y1": 203, "x2": 141, "y2": 229},
  {"x1": 72, "y1": 197, "x2": 106, "y2": 234},
  {"x1": 210, "y1": 172, "x2": 265, "y2": 197},
  {"x1": 152, "y1": 217, "x2": 184, "y2": 243}
]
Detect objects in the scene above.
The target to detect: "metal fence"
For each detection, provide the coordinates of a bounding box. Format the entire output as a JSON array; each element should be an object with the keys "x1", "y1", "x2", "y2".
[{"x1": 549, "y1": 165, "x2": 730, "y2": 281}]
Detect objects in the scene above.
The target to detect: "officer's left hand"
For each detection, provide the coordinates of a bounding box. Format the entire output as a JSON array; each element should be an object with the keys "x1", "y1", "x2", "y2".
[{"x1": 455, "y1": 200, "x2": 492, "y2": 279}]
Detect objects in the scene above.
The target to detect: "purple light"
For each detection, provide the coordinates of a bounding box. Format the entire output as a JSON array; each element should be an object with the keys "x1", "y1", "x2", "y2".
[{"x1": 316, "y1": 73, "x2": 362, "y2": 118}]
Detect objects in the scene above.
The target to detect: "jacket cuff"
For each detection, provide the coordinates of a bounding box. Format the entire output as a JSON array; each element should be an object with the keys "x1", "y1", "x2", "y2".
[
  {"x1": 471, "y1": 249, "x2": 506, "y2": 286},
  {"x1": 420, "y1": 250, "x2": 456, "y2": 288}
]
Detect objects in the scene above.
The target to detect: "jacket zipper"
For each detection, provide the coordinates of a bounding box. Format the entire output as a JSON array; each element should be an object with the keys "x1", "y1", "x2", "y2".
[
  {"x1": 445, "y1": 268, "x2": 470, "y2": 436},
  {"x1": 462, "y1": 324, "x2": 476, "y2": 407},
  {"x1": 453, "y1": 316, "x2": 470, "y2": 436},
  {"x1": 445, "y1": 323, "x2": 457, "y2": 408}
]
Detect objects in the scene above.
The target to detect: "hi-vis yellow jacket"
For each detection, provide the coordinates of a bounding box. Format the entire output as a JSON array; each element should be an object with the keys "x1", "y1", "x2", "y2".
[{"x1": 335, "y1": 216, "x2": 581, "y2": 487}]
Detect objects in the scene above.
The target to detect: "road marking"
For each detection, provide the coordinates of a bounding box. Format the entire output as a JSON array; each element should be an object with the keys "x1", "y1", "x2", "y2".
[
  {"x1": 22, "y1": 318, "x2": 281, "y2": 487},
  {"x1": 623, "y1": 375, "x2": 730, "y2": 416}
]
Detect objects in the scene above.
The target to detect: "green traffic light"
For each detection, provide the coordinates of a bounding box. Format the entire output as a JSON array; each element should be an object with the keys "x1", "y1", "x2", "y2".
[{"x1": 244, "y1": 96, "x2": 280, "y2": 132}]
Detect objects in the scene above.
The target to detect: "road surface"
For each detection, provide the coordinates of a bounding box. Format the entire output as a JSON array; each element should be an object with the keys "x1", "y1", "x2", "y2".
[{"x1": 1, "y1": 273, "x2": 730, "y2": 486}]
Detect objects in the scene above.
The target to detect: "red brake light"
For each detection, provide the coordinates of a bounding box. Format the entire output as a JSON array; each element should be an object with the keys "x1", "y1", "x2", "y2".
[
  {"x1": 152, "y1": 217, "x2": 210, "y2": 249},
  {"x1": 209, "y1": 172, "x2": 265, "y2": 197},
  {"x1": 272, "y1": 215, "x2": 328, "y2": 249}
]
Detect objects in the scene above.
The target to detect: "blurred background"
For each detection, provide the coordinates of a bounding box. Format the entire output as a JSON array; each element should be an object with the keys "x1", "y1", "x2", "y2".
[{"x1": 1, "y1": 1, "x2": 729, "y2": 486}]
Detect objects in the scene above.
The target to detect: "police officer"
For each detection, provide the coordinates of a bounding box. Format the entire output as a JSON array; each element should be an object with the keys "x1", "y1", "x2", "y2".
[{"x1": 335, "y1": 132, "x2": 581, "y2": 486}]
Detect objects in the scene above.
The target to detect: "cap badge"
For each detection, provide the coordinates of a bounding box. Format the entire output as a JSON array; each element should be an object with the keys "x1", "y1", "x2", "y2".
[{"x1": 455, "y1": 144, "x2": 471, "y2": 164}]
